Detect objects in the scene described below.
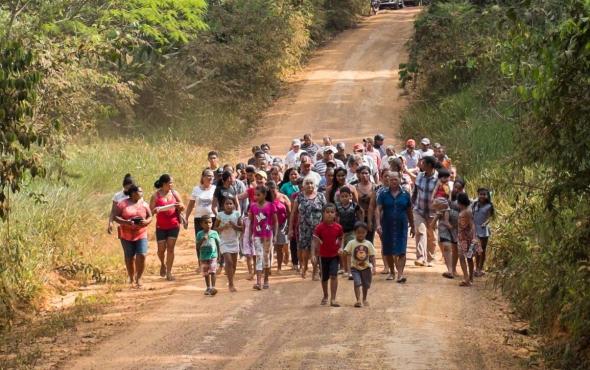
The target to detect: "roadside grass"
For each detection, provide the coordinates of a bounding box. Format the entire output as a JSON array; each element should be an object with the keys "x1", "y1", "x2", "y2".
[
  {"x1": 400, "y1": 87, "x2": 516, "y2": 180},
  {"x1": 0, "y1": 137, "x2": 234, "y2": 330}
]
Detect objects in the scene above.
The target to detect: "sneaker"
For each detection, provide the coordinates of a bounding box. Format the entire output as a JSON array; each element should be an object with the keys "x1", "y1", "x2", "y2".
[
  {"x1": 386, "y1": 273, "x2": 394, "y2": 281},
  {"x1": 204, "y1": 288, "x2": 211, "y2": 295}
]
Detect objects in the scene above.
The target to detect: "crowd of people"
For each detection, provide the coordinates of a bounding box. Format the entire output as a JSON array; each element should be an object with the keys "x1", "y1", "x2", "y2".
[{"x1": 107, "y1": 133, "x2": 494, "y2": 307}]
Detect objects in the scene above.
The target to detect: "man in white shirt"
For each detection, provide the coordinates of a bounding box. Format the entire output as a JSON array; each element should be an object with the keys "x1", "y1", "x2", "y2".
[
  {"x1": 419, "y1": 137, "x2": 434, "y2": 157},
  {"x1": 379, "y1": 145, "x2": 398, "y2": 171},
  {"x1": 400, "y1": 139, "x2": 421, "y2": 173},
  {"x1": 285, "y1": 139, "x2": 305, "y2": 169},
  {"x1": 299, "y1": 153, "x2": 322, "y2": 184}
]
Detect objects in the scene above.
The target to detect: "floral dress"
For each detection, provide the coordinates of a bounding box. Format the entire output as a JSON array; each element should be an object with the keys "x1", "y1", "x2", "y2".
[
  {"x1": 297, "y1": 192, "x2": 327, "y2": 249},
  {"x1": 458, "y1": 210, "x2": 482, "y2": 257}
]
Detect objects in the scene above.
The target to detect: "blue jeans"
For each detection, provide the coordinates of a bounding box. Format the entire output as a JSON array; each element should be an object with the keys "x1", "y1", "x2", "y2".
[{"x1": 121, "y1": 238, "x2": 148, "y2": 259}]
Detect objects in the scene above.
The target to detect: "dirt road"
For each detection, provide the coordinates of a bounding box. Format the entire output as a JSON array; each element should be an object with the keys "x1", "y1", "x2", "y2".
[{"x1": 62, "y1": 9, "x2": 533, "y2": 370}]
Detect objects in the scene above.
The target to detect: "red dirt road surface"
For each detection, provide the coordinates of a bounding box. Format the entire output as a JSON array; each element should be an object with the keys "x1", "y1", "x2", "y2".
[{"x1": 58, "y1": 8, "x2": 536, "y2": 370}]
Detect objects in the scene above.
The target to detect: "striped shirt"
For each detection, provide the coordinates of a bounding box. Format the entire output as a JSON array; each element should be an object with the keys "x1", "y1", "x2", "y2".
[
  {"x1": 412, "y1": 170, "x2": 438, "y2": 218},
  {"x1": 313, "y1": 158, "x2": 344, "y2": 176}
]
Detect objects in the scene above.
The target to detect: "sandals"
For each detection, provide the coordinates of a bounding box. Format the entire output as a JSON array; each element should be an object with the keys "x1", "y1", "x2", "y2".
[
  {"x1": 442, "y1": 272, "x2": 454, "y2": 279},
  {"x1": 396, "y1": 277, "x2": 407, "y2": 284},
  {"x1": 262, "y1": 283, "x2": 269, "y2": 289},
  {"x1": 459, "y1": 281, "x2": 471, "y2": 287},
  {"x1": 320, "y1": 298, "x2": 328, "y2": 306},
  {"x1": 209, "y1": 288, "x2": 218, "y2": 296},
  {"x1": 386, "y1": 274, "x2": 394, "y2": 281},
  {"x1": 330, "y1": 301, "x2": 340, "y2": 307},
  {"x1": 166, "y1": 273, "x2": 175, "y2": 281},
  {"x1": 253, "y1": 284, "x2": 262, "y2": 290},
  {"x1": 354, "y1": 302, "x2": 362, "y2": 308}
]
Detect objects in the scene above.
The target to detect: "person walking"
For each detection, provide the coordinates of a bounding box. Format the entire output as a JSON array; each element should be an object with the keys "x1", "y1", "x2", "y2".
[
  {"x1": 411, "y1": 156, "x2": 439, "y2": 267},
  {"x1": 114, "y1": 185, "x2": 152, "y2": 288},
  {"x1": 269, "y1": 180, "x2": 291, "y2": 273},
  {"x1": 375, "y1": 172, "x2": 415, "y2": 283},
  {"x1": 108, "y1": 173, "x2": 135, "y2": 234},
  {"x1": 185, "y1": 169, "x2": 217, "y2": 262},
  {"x1": 150, "y1": 174, "x2": 185, "y2": 281},
  {"x1": 289, "y1": 175, "x2": 327, "y2": 280}
]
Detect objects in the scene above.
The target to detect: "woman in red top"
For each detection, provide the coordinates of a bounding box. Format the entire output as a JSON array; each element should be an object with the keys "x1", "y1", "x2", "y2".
[
  {"x1": 150, "y1": 174, "x2": 185, "y2": 281},
  {"x1": 114, "y1": 185, "x2": 152, "y2": 288}
]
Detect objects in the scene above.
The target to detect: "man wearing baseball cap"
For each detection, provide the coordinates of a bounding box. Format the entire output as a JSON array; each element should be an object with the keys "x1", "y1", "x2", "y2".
[
  {"x1": 419, "y1": 137, "x2": 434, "y2": 157},
  {"x1": 374, "y1": 134, "x2": 386, "y2": 158},
  {"x1": 400, "y1": 139, "x2": 421, "y2": 172},
  {"x1": 285, "y1": 138, "x2": 305, "y2": 169},
  {"x1": 313, "y1": 146, "x2": 344, "y2": 176}
]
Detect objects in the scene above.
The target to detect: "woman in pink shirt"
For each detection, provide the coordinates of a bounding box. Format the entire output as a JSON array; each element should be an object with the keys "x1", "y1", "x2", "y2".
[
  {"x1": 150, "y1": 174, "x2": 185, "y2": 281},
  {"x1": 114, "y1": 185, "x2": 152, "y2": 288},
  {"x1": 248, "y1": 185, "x2": 278, "y2": 290}
]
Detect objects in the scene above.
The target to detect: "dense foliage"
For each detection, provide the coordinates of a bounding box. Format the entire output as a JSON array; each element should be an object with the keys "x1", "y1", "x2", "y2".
[{"x1": 401, "y1": 1, "x2": 590, "y2": 367}]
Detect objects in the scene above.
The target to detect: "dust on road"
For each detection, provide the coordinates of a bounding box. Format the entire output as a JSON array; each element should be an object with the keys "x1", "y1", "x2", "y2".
[{"x1": 61, "y1": 9, "x2": 534, "y2": 370}]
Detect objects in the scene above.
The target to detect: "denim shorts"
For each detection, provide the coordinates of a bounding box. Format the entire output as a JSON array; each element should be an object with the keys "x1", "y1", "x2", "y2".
[
  {"x1": 351, "y1": 268, "x2": 372, "y2": 289},
  {"x1": 156, "y1": 227, "x2": 180, "y2": 242},
  {"x1": 121, "y1": 238, "x2": 148, "y2": 259}
]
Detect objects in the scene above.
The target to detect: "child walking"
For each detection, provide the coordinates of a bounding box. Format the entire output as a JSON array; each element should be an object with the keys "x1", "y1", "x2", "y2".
[
  {"x1": 433, "y1": 198, "x2": 458, "y2": 279},
  {"x1": 456, "y1": 193, "x2": 482, "y2": 287},
  {"x1": 344, "y1": 222, "x2": 376, "y2": 307},
  {"x1": 313, "y1": 204, "x2": 344, "y2": 307},
  {"x1": 196, "y1": 215, "x2": 221, "y2": 295},
  {"x1": 248, "y1": 185, "x2": 278, "y2": 290},
  {"x1": 215, "y1": 198, "x2": 243, "y2": 292},
  {"x1": 335, "y1": 187, "x2": 363, "y2": 278},
  {"x1": 473, "y1": 188, "x2": 494, "y2": 277}
]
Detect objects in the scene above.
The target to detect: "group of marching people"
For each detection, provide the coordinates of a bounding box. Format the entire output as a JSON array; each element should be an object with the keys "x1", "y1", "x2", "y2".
[{"x1": 108, "y1": 133, "x2": 494, "y2": 307}]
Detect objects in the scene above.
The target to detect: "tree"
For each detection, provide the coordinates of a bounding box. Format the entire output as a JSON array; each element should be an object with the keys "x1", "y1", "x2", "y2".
[{"x1": 0, "y1": 41, "x2": 48, "y2": 220}]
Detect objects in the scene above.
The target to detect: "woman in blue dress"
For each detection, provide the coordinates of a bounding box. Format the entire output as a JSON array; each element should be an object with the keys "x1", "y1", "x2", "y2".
[{"x1": 375, "y1": 171, "x2": 415, "y2": 283}]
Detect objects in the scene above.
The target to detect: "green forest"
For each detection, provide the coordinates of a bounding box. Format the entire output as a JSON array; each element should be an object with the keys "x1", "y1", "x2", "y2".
[
  {"x1": 1, "y1": 0, "x2": 589, "y2": 368},
  {"x1": 401, "y1": 0, "x2": 590, "y2": 367}
]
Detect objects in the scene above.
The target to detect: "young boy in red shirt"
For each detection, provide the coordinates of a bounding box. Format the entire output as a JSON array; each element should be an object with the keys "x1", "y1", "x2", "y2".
[{"x1": 313, "y1": 203, "x2": 344, "y2": 307}]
